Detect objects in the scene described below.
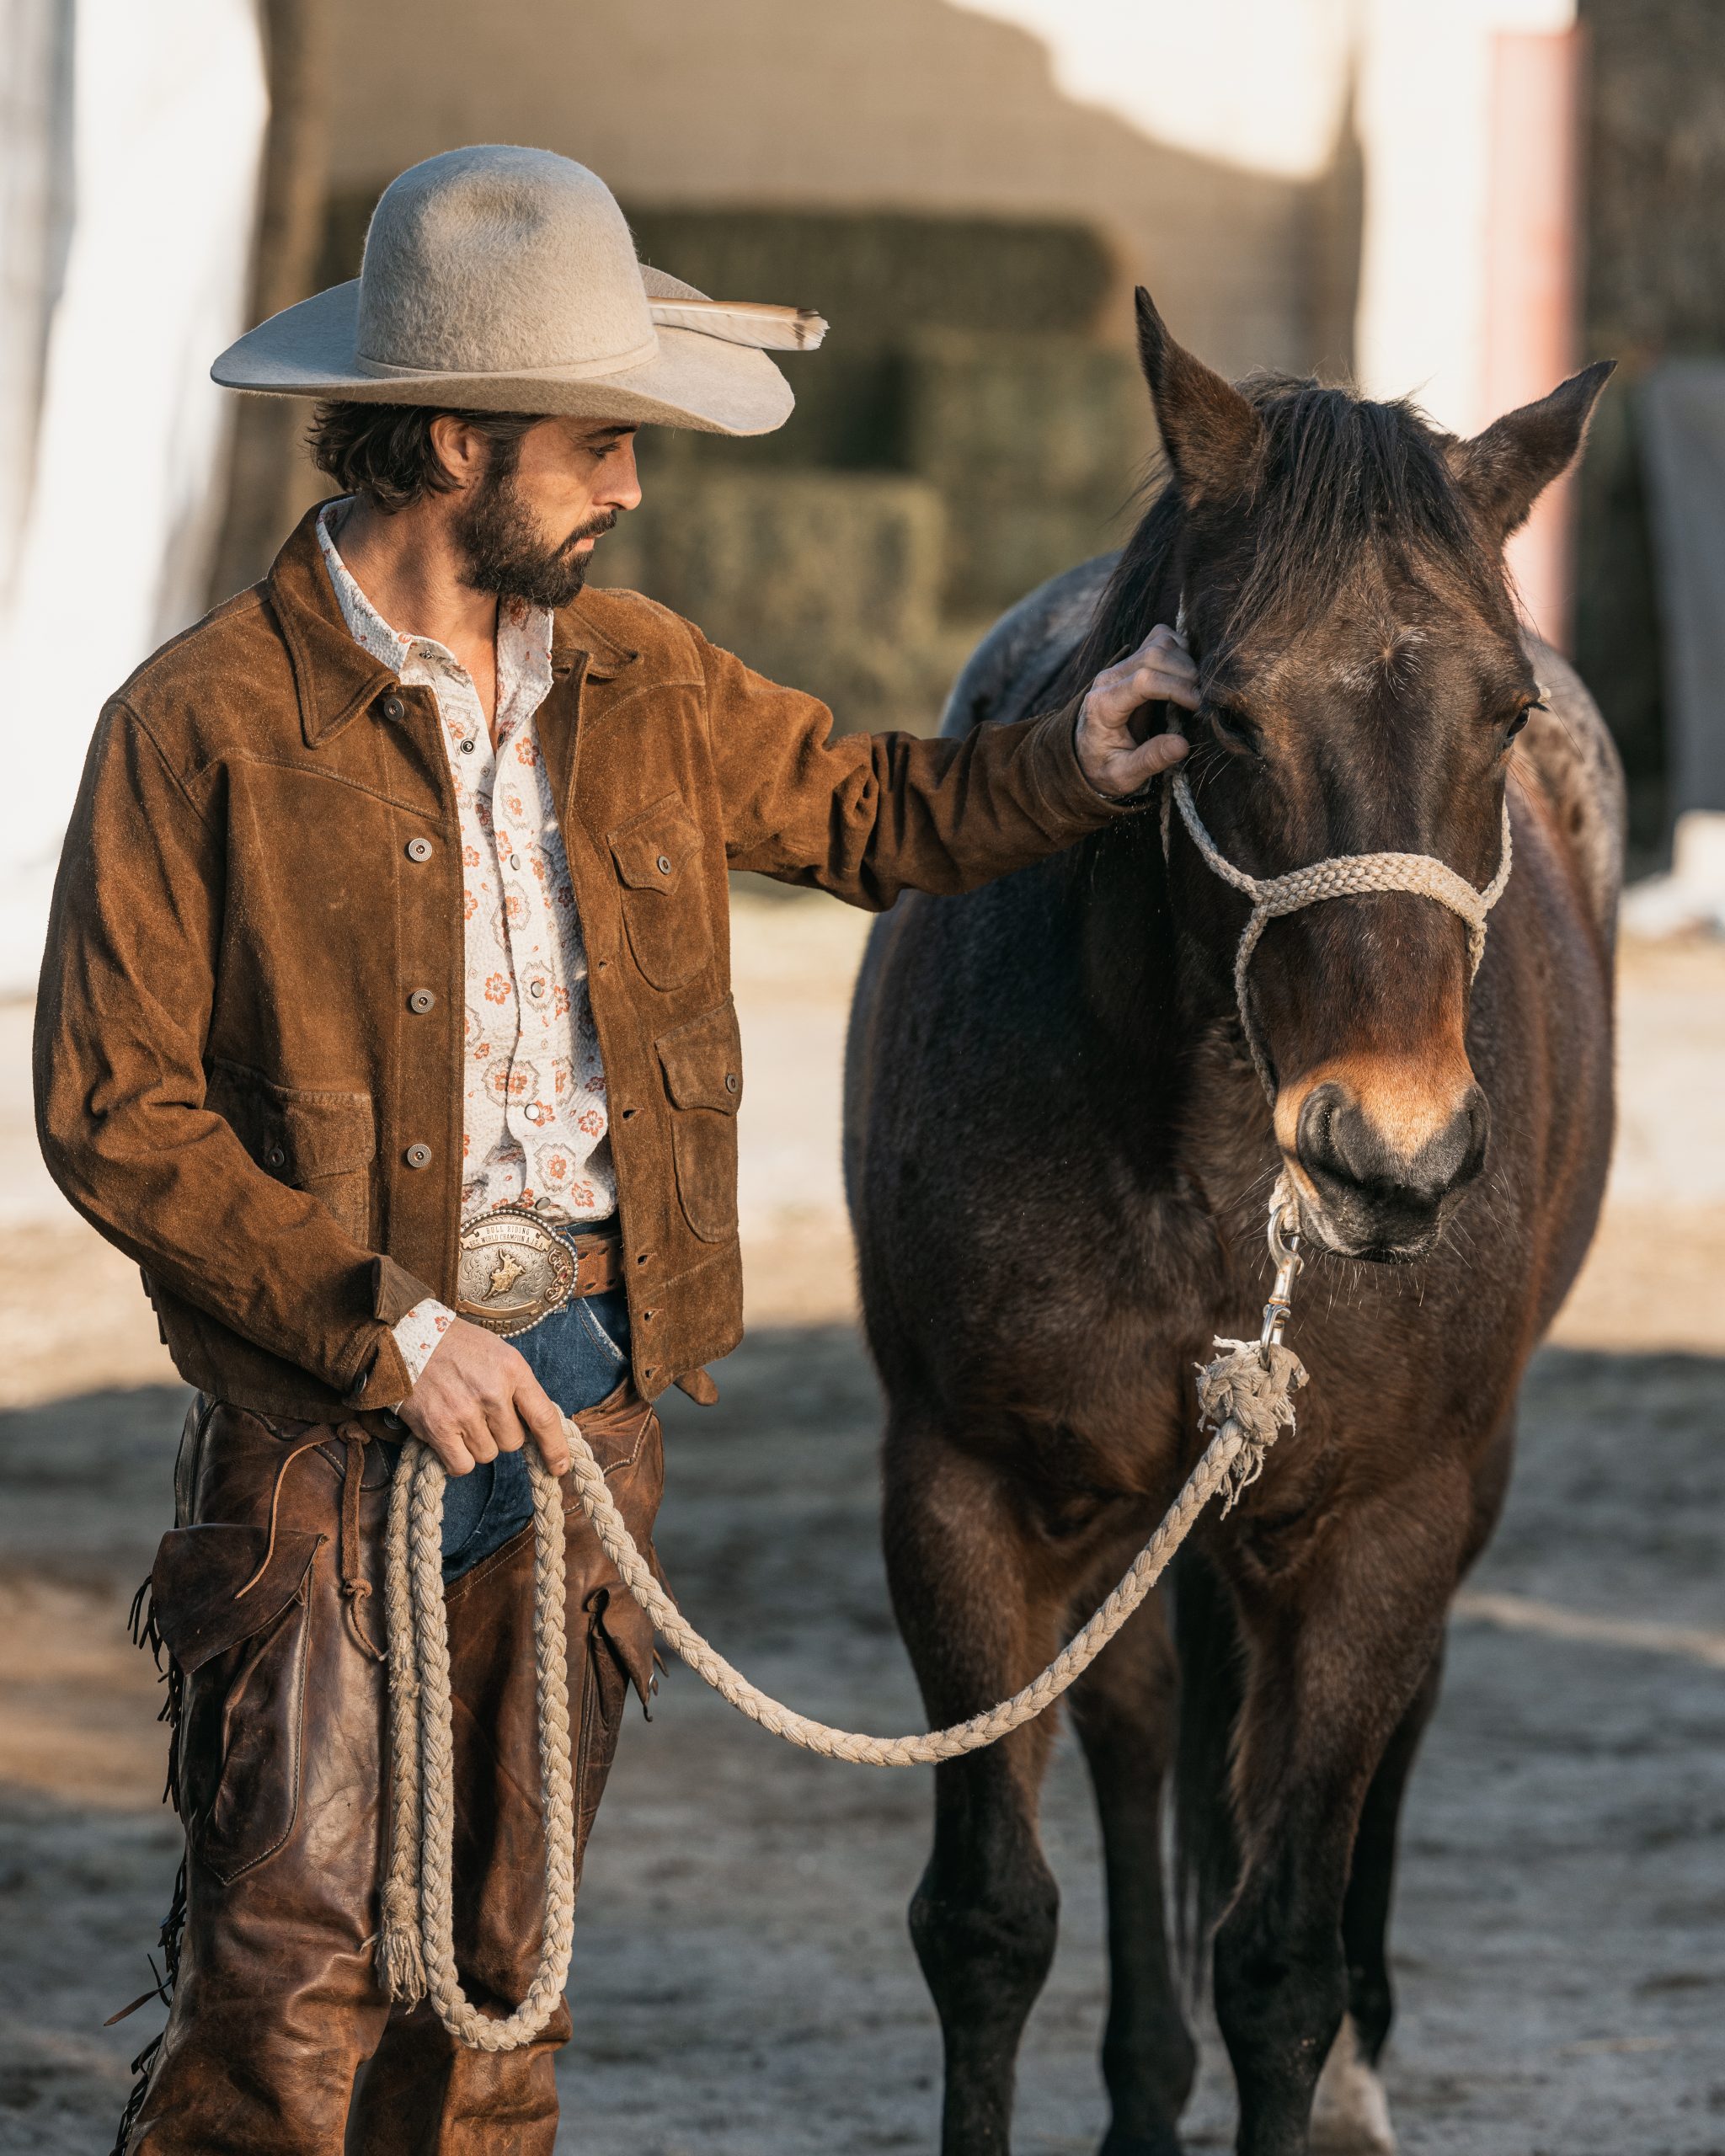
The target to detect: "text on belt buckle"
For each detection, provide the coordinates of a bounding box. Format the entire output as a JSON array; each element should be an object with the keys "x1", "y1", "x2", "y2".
[{"x1": 456, "y1": 1205, "x2": 578, "y2": 1337}]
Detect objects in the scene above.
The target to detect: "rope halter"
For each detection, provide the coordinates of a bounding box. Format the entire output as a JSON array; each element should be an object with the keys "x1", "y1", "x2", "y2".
[{"x1": 1160, "y1": 767, "x2": 1514, "y2": 1106}]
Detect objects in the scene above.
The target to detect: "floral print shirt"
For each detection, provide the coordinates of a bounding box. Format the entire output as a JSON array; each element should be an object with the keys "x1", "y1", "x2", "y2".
[{"x1": 316, "y1": 503, "x2": 615, "y2": 1385}]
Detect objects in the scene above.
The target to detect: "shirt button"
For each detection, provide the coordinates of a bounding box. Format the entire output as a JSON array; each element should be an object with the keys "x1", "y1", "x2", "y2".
[
  {"x1": 405, "y1": 836, "x2": 433, "y2": 863},
  {"x1": 510, "y1": 854, "x2": 521, "y2": 870},
  {"x1": 459, "y1": 738, "x2": 477, "y2": 755},
  {"x1": 404, "y1": 1143, "x2": 432, "y2": 1169},
  {"x1": 265, "y1": 1144, "x2": 286, "y2": 1168},
  {"x1": 655, "y1": 853, "x2": 672, "y2": 875},
  {"x1": 408, "y1": 988, "x2": 436, "y2": 1014},
  {"x1": 381, "y1": 695, "x2": 405, "y2": 722},
  {"x1": 529, "y1": 979, "x2": 546, "y2": 999}
]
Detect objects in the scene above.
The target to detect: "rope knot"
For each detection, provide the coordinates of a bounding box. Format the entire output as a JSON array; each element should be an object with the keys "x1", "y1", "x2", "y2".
[{"x1": 1194, "y1": 1337, "x2": 1307, "y2": 1512}]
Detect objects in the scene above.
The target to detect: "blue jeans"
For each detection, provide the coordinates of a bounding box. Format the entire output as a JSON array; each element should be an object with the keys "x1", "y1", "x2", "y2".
[{"x1": 434, "y1": 1278, "x2": 632, "y2": 1582}]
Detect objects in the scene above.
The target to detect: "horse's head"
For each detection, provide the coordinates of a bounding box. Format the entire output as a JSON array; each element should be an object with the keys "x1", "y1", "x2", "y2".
[{"x1": 1132, "y1": 291, "x2": 1610, "y2": 1262}]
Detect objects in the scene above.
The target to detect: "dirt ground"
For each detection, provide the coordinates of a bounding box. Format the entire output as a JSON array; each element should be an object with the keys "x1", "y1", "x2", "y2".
[{"x1": 1, "y1": 903, "x2": 1722, "y2": 2155}]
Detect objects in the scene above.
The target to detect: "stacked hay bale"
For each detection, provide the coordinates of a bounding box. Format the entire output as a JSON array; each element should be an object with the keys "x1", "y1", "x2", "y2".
[{"x1": 590, "y1": 208, "x2": 1155, "y2": 734}]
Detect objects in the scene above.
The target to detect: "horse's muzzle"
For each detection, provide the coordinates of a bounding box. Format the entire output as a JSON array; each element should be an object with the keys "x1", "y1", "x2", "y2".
[{"x1": 1291, "y1": 1077, "x2": 1490, "y2": 1260}]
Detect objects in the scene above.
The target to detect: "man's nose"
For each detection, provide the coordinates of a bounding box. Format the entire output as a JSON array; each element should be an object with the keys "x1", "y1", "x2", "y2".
[
  {"x1": 605, "y1": 438, "x2": 643, "y2": 514},
  {"x1": 1295, "y1": 1075, "x2": 1490, "y2": 1219}
]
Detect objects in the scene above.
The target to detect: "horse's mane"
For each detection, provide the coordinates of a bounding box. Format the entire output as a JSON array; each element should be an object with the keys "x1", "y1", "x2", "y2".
[{"x1": 1059, "y1": 375, "x2": 1501, "y2": 701}]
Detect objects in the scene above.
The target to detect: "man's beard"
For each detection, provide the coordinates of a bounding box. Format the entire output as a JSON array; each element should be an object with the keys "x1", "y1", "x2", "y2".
[{"x1": 452, "y1": 461, "x2": 617, "y2": 611}]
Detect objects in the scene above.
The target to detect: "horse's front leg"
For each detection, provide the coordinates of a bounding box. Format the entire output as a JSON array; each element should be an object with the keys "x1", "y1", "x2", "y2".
[
  {"x1": 883, "y1": 1413, "x2": 1072, "y2": 2156},
  {"x1": 1067, "y1": 1561, "x2": 1195, "y2": 2156},
  {"x1": 1212, "y1": 1465, "x2": 1468, "y2": 2156}
]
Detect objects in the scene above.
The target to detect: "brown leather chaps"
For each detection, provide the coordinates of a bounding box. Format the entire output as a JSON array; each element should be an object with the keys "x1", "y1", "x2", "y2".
[{"x1": 120, "y1": 1386, "x2": 663, "y2": 2155}]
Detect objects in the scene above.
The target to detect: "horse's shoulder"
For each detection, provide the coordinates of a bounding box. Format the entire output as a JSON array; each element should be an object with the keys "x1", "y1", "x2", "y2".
[
  {"x1": 1512, "y1": 634, "x2": 1626, "y2": 949},
  {"x1": 937, "y1": 552, "x2": 1119, "y2": 740}
]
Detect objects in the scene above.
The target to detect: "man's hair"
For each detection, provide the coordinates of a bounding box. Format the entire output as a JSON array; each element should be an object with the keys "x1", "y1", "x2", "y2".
[{"x1": 306, "y1": 401, "x2": 542, "y2": 512}]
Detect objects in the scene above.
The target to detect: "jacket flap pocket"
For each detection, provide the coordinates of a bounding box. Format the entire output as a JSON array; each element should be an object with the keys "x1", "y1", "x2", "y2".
[
  {"x1": 608, "y1": 794, "x2": 702, "y2": 892},
  {"x1": 280, "y1": 1093, "x2": 375, "y2": 1179},
  {"x1": 150, "y1": 1524, "x2": 322, "y2": 1673},
  {"x1": 655, "y1": 999, "x2": 743, "y2": 1113},
  {"x1": 206, "y1": 1061, "x2": 375, "y2": 1181}
]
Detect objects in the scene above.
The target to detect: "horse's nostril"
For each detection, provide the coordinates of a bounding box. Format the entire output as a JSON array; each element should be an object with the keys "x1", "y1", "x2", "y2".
[
  {"x1": 1295, "y1": 1078, "x2": 1489, "y2": 1214},
  {"x1": 1295, "y1": 1081, "x2": 1353, "y2": 1183}
]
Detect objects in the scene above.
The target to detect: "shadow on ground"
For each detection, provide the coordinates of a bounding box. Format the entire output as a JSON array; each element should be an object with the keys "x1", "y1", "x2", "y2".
[{"x1": 2, "y1": 1340, "x2": 1722, "y2": 2153}]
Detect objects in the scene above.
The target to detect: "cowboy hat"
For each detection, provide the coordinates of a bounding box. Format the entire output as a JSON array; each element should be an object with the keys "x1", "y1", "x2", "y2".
[{"x1": 211, "y1": 145, "x2": 825, "y2": 435}]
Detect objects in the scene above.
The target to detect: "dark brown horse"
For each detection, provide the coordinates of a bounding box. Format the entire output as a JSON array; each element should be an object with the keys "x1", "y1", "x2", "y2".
[{"x1": 842, "y1": 294, "x2": 1621, "y2": 2156}]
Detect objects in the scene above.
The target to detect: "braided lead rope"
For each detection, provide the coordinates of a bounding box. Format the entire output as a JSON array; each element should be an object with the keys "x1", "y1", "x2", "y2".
[
  {"x1": 378, "y1": 1441, "x2": 578, "y2": 2051},
  {"x1": 376, "y1": 1312, "x2": 1306, "y2": 2047},
  {"x1": 550, "y1": 1337, "x2": 1302, "y2": 1769},
  {"x1": 1161, "y1": 769, "x2": 1513, "y2": 1104}
]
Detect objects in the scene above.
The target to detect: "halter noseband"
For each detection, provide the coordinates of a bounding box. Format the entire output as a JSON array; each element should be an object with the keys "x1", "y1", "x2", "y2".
[{"x1": 1158, "y1": 768, "x2": 1514, "y2": 1107}]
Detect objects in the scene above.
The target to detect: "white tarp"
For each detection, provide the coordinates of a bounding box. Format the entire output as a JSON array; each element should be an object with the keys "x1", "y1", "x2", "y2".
[{"x1": 0, "y1": 0, "x2": 267, "y2": 994}]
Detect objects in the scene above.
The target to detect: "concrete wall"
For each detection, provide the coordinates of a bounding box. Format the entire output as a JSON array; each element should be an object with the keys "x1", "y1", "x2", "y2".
[{"x1": 319, "y1": 0, "x2": 1348, "y2": 381}]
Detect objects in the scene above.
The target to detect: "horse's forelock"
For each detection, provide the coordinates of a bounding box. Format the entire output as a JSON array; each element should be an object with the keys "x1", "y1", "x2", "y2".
[{"x1": 1061, "y1": 377, "x2": 1505, "y2": 707}]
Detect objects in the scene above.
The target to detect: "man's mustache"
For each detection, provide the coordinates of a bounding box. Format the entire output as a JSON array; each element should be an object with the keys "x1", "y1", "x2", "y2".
[{"x1": 558, "y1": 510, "x2": 617, "y2": 557}]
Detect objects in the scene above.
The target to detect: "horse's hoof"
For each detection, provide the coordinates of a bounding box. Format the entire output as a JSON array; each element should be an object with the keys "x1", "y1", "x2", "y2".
[
  {"x1": 1098, "y1": 2127, "x2": 1185, "y2": 2156},
  {"x1": 1311, "y1": 2014, "x2": 1397, "y2": 2153}
]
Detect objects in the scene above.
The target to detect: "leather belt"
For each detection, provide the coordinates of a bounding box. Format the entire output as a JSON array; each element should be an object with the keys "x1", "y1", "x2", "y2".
[{"x1": 454, "y1": 1205, "x2": 622, "y2": 1337}]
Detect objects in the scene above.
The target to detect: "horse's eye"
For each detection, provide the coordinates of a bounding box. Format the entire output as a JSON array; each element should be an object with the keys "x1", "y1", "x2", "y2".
[
  {"x1": 1207, "y1": 704, "x2": 1259, "y2": 756},
  {"x1": 1504, "y1": 697, "x2": 1544, "y2": 741}
]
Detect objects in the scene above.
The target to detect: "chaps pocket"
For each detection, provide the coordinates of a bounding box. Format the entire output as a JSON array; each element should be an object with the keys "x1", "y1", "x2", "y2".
[{"x1": 152, "y1": 1523, "x2": 319, "y2": 1885}]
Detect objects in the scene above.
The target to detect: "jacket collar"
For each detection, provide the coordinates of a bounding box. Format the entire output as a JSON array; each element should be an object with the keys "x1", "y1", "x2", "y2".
[
  {"x1": 553, "y1": 590, "x2": 638, "y2": 682},
  {"x1": 267, "y1": 502, "x2": 398, "y2": 747},
  {"x1": 266, "y1": 499, "x2": 640, "y2": 746}
]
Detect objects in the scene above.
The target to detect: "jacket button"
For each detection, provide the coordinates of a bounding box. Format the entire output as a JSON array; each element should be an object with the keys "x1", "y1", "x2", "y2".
[
  {"x1": 381, "y1": 695, "x2": 405, "y2": 722},
  {"x1": 405, "y1": 837, "x2": 432, "y2": 862},
  {"x1": 265, "y1": 1145, "x2": 286, "y2": 1168},
  {"x1": 408, "y1": 988, "x2": 436, "y2": 1014},
  {"x1": 655, "y1": 852, "x2": 672, "y2": 874},
  {"x1": 724, "y1": 1072, "x2": 739, "y2": 1092},
  {"x1": 404, "y1": 1143, "x2": 432, "y2": 1169}
]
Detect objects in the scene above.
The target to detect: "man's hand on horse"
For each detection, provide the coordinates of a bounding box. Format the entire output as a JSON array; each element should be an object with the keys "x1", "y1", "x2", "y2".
[
  {"x1": 1076, "y1": 622, "x2": 1199, "y2": 796},
  {"x1": 397, "y1": 1316, "x2": 574, "y2": 1480}
]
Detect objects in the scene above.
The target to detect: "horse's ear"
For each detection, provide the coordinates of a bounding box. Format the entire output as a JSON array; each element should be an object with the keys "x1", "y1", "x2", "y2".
[
  {"x1": 1445, "y1": 360, "x2": 1616, "y2": 539},
  {"x1": 1135, "y1": 286, "x2": 1263, "y2": 504}
]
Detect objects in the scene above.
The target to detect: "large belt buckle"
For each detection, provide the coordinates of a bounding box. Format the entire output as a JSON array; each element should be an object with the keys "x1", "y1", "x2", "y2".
[{"x1": 456, "y1": 1204, "x2": 578, "y2": 1337}]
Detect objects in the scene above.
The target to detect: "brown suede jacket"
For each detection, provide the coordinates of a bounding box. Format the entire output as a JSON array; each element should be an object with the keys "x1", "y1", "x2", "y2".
[{"x1": 35, "y1": 502, "x2": 1136, "y2": 1421}]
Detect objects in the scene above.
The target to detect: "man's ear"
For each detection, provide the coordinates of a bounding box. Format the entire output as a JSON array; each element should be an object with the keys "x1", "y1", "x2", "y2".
[
  {"x1": 428, "y1": 413, "x2": 486, "y2": 490},
  {"x1": 1445, "y1": 360, "x2": 1616, "y2": 539},
  {"x1": 1135, "y1": 287, "x2": 1264, "y2": 504}
]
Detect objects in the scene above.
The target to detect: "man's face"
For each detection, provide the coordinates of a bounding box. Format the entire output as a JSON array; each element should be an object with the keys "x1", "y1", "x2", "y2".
[{"x1": 449, "y1": 415, "x2": 642, "y2": 610}]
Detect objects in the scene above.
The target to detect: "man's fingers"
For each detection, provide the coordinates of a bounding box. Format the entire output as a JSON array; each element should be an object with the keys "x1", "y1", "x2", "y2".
[
  {"x1": 517, "y1": 1376, "x2": 571, "y2": 1476},
  {"x1": 1140, "y1": 730, "x2": 1191, "y2": 774},
  {"x1": 1119, "y1": 732, "x2": 1190, "y2": 787},
  {"x1": 425, "y1": 1423, "x2": 478, "y2": 1477},
  {"x1": 479, "y1": 1390, "x2": 528, "y2": 1459},
  {"x1": 1087, "y1": 665, "x2": 1199, "y2": 728}
]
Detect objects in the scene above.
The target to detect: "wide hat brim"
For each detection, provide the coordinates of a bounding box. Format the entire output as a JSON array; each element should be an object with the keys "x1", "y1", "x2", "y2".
[{"x1": 211, "y1": 266, "x2": 795, "y2": 436}]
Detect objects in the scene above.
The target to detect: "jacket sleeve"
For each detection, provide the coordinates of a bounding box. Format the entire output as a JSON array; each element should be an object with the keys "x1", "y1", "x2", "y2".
[
  {"x1": 699, "y1": 634, "x2": 1140, "y2": 908},
  {"x1": 34, "y1": 702, "x2": 417, "y2": 1408}
]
